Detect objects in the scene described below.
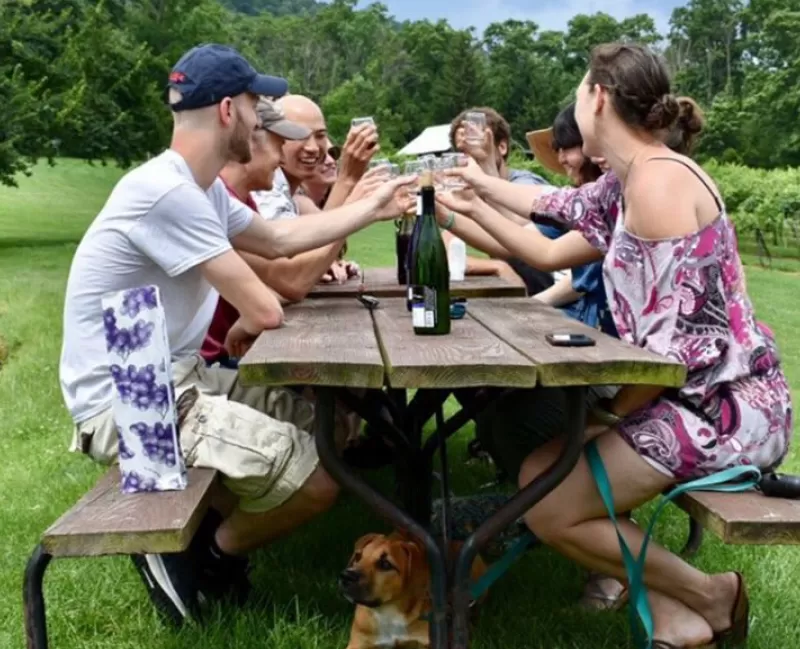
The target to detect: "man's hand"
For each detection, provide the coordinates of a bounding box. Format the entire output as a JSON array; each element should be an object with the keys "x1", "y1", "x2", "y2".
[
  {"x1": 338, "y1": 123, "x2": 380, "y2": 181},
  {"x1": 371, "y1": 175, "x2": 418, "y2": 220},
  {"x1": 320, "y1": 260, "x2": 348, "y2": 284},
  {"x1": 345, "y1": 165, "x2": 391, "y2": 204},
  {"x1": 224, "y1": 319, "x2": 259, "y2": 360},
  {"x1": 455, "y1": 122, "x2": 499, "y2": 172},
  {"x1": 319, "y1": 259, "x2": 360, "y2": 283}
]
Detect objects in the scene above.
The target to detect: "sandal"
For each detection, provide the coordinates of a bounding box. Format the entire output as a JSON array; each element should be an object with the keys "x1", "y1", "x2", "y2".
[
  {"x1": 713, "y1": 572, "x2": 749, "y2": 649},
  {"x1": 578, "y1": 571, "x2": 629, "y2": 612}
]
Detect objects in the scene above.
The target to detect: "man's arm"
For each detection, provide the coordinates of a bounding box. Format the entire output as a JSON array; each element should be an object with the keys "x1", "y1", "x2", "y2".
[
  {"x1": 239, "y1": 193, "x2": 344, "y2": 302},
  {"x1": 231, "y1": 176, "x2": 413, "y2": 259},
  {"x1": 199, "y1": 250, "x2": 285, "y2": 333}
]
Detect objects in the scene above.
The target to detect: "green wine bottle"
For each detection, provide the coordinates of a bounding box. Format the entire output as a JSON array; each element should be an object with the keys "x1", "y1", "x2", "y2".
[{"x1": 410, "y1": 169, "x2": 450, "y2": 335}]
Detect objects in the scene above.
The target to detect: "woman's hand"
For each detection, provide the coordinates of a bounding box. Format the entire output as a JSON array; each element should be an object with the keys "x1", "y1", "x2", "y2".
[
  {"x1": 435, "y1": 187, "x2": 483, "y2": 220},
  {"x1": 443, "y1": 156, "x2": 490, "y2": 195}
]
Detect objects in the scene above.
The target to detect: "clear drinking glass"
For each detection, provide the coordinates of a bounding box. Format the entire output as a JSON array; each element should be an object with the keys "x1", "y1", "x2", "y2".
[
  {"x1": 368, "y1": 157, "x2": 392, "y2": 172},
  {"x1": 403, "y1": 160, "x2": 424, "y2": 199},
  {"x1": 464, "y1": 111, "x2": 486, "y2": 146},
  {"x1": 440, "y1": 153, "x2": 467, "y2": 190},
  {"x1": 351, "y1": 116, "x2": 375, "y2": 129}
]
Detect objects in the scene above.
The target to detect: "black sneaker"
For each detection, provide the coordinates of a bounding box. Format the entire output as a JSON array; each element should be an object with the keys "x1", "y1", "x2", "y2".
[
  {"x1": 190, "y1": 509, "x2": 252, "y2": 606},
  {"x1": 130, "y1": 552, "x2": 200, "y2": 626}
]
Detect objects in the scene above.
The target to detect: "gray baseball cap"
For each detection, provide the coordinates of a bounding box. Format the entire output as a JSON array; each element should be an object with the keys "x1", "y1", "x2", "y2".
[{"x1": 257, "y1": 98, "x2": 310, "y2": 140}]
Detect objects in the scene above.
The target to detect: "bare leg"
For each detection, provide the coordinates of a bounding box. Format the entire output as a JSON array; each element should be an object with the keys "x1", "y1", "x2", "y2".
[
  {"x1": 215, "y1": 465, "x2": 339, "y2": 555},
  {"x1": 519, "y1": 431, "x2": 740, "y2": 642}
]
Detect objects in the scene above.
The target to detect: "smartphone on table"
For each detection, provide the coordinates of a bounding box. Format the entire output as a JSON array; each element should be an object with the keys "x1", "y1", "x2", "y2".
[{"x1": 545, "y1": 332, "x2": 596, "y2": 347}]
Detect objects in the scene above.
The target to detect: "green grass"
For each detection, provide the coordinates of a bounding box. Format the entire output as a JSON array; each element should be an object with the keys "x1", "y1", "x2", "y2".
[{"x1": 1, "y1": 162, "x2": 800, "y2": 648}]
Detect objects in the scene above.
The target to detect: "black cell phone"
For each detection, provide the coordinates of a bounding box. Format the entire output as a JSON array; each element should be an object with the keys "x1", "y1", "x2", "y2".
[
  {"x1": 545, "y1": 333, "x2": 596, "y2": 347},
  {"x1": 357, "y1": 294, "x2": 380, "y2": 310}
]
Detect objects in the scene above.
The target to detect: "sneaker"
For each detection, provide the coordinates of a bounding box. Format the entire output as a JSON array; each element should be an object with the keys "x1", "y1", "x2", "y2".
[
  {"x1": 130, "y1": 552, "x2": 200, "y2": 626},
  {"x1": 190, "y1": 509, "x2": 252, "y2": 606}
]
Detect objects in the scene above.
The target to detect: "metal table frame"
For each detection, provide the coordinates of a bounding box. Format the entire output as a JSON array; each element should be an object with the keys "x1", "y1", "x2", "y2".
[{"x1": 315, "y1": 383, "x2": 588, "y2": 649}]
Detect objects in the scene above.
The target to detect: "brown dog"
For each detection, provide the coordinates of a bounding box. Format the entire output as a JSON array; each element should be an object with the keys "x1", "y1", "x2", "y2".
[{"x1": 340, "y1": 532, "x2": 488, "y2": 648}]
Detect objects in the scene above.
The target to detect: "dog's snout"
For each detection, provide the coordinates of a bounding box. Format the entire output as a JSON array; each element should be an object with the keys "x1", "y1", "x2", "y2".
[{"x1": 339, "y1": 569, "x2": 360, "y2": 584}]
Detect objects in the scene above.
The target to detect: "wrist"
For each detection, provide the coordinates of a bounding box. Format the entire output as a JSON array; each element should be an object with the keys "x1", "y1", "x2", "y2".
[
  {"x1": 441, "y1": 211, "x2": 456, "y2": 230},
  {"x1": 237, "y1": 316, "x2": 262, "y2": 337}
]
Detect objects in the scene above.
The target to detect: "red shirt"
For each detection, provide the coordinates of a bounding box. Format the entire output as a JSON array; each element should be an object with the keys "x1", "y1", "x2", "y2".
[{"x1": 200, "y1": 179, "x2": 258, "y2": 365}]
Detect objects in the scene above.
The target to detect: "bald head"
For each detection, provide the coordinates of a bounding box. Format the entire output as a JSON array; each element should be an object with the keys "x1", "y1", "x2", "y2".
[
  {"x1": 275, "y1": 94, "x2": 328, "y2": 185},
  {"x1": 278, "y1": 94, "x2": 324, "y2": 123}
]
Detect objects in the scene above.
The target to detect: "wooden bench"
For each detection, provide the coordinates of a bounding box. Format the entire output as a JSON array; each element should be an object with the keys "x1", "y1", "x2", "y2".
[
  {"x1": 674, "y1": 490, "x2": 800, "y2": 555},
  {"x1": 23, "y1": 466, "x2": 218, "y2": 649}
]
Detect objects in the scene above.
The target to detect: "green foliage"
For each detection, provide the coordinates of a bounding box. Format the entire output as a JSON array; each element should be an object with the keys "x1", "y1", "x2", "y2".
[
  {"x1": 1, "y1": 0, "x2": 799, "y2": 187},
  {"x1": 700, "y1": 161, "x2": 800, "y2": 243}
]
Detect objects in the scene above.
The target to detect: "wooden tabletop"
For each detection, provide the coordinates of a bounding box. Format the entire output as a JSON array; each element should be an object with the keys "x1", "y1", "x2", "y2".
[
  {"x1": 306, "y1": 266, "x2": 527, "y2": 299},
  {"x1": 239, "y1": 297, "x2": 687, "y2": 390}
]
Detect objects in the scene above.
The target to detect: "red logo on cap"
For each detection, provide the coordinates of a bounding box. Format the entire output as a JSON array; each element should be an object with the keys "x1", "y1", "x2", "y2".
[{"x1": 169, "y1": 71, "x2": 186, "y2": 83}]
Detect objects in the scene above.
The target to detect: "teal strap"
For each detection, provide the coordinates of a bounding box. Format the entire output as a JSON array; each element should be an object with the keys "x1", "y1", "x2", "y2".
[
  {"x1": 469, "y1": 531, "x2": 536, "y2": 601},
  {"x1": 586, "y1": 440, "x2": 761, "y2": 649},
  {"x1": 419, "y1": 530, "x2": 536, "y2": 622}
]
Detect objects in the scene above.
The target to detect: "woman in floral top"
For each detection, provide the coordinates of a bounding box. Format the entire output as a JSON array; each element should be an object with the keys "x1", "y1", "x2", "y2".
[{"x1": 438, "y1": 43, "x2": 792, "y2": 649}]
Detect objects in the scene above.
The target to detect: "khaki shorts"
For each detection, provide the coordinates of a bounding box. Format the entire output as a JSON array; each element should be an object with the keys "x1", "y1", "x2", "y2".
[{"x1": 73, "y1": 355, "x2": 324, "y2": 513}]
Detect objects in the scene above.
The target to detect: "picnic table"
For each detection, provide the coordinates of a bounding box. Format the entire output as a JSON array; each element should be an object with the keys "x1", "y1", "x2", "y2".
[
  {"x1": 239, "y1": 293, "x2": 686, "y2": 649},
  {"x1": 306, "y1": 265, "x2": 527, "y2": 299}
]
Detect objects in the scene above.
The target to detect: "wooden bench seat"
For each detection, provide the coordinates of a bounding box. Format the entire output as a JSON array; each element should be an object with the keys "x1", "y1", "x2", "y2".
[
  {"x1": 674, "y1": 490, "x2": 800, "y2": 550},
  {"x1": 42, "y1": 466, "x2": 219, "y2": 557},
  {"x1": 25, "y1": 467, "x2": 218, "y2": 649}
]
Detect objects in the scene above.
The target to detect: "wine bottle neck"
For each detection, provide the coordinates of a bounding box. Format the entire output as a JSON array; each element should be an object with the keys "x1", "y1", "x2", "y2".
[{"x1": 420, "y1": 185, "x2": 435, "y2": 217}]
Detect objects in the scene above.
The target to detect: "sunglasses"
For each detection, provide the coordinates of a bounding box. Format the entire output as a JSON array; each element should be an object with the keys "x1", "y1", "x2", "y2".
[{"x1": 327, "y1": 145, "x2": 341, "y2": 161}]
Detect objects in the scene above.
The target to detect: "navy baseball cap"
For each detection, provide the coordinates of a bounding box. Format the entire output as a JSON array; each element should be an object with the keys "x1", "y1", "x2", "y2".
[{"x1": 167, "y1": 43, "x2": 289, "y2": 112}]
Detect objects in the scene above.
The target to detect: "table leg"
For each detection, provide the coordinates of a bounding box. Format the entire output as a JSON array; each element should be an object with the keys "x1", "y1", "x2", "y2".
[
  {"x1": 450, "y1": 386, "x2": 588, "y2": 649},
  {"x1": 313, "y1": 387, "x2": 450, "y2": 649}
]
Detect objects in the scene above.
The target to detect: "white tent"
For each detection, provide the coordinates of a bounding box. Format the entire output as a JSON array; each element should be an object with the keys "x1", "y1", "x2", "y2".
[{"x1": 397, "y1": 124, "x2": 453, "y2": 156}]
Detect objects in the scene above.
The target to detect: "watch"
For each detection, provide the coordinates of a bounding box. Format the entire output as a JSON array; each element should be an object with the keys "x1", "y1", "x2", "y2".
[{"x1": 591, "y1": 398, "x2": 624, "y2": 426}]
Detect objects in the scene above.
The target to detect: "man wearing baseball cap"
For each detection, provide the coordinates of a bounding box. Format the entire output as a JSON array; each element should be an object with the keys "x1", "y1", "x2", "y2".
[{"x1": 59, "y1": 43, "x2": 415, "y2": 625}]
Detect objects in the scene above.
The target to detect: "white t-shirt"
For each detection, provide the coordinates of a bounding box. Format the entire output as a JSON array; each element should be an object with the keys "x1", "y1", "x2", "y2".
[
  {"x1": 59, "y1": 149, "x2": 254, "y2": 424},
  {"x1": 252, "y1": 169, "x2": 298, "y2": 220}
]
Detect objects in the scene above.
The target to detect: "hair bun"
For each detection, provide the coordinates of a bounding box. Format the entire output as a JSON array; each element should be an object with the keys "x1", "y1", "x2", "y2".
[
  {"x1": 676, "y1": 96, "x2": 704, "y2": 135},
  {"x1": 645, "y1": 94, "x2": 680, "y2": 130}
]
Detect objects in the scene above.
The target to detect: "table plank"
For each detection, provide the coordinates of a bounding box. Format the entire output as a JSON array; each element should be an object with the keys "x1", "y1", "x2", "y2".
[
  {"x1": 307, "y1": 266, "x2": 527, "y2": 299},
  {"x1": 371, "y1": 298, "x2": 538, "y2": 389},
  {"x1": 467, "y1": 298, "x2": 687, "y2": 388},
  {"x1": 238, "y1": 298, "x2": 385, "y2": 388}
]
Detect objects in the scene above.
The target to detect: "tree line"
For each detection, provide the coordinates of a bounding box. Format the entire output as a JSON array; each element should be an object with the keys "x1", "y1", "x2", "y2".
[{"x1": 1, "y1": 0, "x2": 798, "y2": 187}]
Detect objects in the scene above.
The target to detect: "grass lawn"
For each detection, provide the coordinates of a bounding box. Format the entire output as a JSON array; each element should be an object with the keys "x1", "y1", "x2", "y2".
[{"x1": 1, "y1": 160, "x2": 799, "y2": 648}]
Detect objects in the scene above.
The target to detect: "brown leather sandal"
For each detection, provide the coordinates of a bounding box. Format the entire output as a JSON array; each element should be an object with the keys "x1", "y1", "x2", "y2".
[
  {"x1": 577, "y1": 571, "x2": 629, "y2": 612},
  {"x1": 713, "y1": 572, "x2": 749, "y2": 649}
]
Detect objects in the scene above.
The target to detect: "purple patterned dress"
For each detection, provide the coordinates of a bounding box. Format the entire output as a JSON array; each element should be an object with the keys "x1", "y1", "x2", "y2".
[{"x1": 535, "y1": 171, "x2": 793, "y2": 480}]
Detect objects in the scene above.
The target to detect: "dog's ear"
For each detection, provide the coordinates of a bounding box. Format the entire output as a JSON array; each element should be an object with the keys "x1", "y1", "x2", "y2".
[{"x1": 401, "y1": 541, "x2": 425, "y2": 583}]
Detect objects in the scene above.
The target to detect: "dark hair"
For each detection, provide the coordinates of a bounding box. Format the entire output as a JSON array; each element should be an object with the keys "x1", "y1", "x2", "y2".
[
  {"x1": 449, "y1": 107, "x2": 512, "y2": 160},
  {"x1": 551, "y1": 103, "x2": 584, "y2": 151},
  {"x1": 588, "y1": 43, "x2": 679, "y2": 133},
  {"x1": 664, "y1": 96, "x2": 705, "y2": 155},
  {"x1": 551, "y1": 102, "x2": 602, "y2": 184}
]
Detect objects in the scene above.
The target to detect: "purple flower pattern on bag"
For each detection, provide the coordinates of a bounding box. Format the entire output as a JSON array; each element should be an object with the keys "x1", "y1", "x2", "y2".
[{"x1": 102, "y1": 284, "x2": 187, "y2": 494}]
